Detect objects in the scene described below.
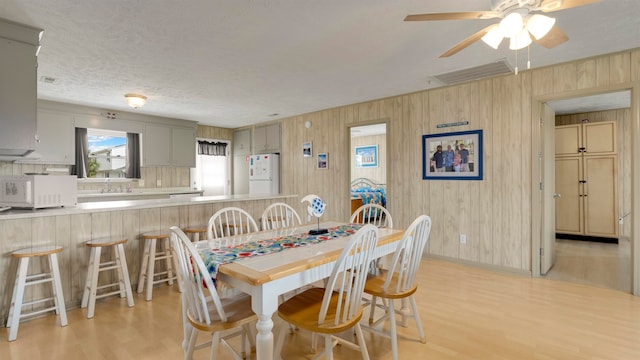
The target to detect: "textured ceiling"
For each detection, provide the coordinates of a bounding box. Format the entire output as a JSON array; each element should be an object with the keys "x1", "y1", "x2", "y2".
[{"x1": 1, "y1": 0, "x2": 638, "y2": 128}]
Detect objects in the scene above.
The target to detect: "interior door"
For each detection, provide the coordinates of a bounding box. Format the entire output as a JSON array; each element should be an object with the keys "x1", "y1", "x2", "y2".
[
  {"x1": 555, "y1": 157, "x2": 583, "y2": 235},
  {"x1": 583, "y1": 155, "x2": 618, "y2": 237},
  {"x1": 541, "y1": 103, "x2": 556, "y2": 274}
]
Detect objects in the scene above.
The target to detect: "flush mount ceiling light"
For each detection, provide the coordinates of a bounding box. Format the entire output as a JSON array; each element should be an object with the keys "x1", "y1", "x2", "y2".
[{"x1": 124, "y1": 93, "x2": 147, "y2": 109}]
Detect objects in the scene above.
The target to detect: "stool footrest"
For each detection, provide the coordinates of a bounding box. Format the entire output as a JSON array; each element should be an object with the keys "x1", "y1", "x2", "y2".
[
  {"x1": 25, "y1": 273, "x2": 51, "y2": 281},
  {"x1": 19, "y1": 305, "x2": 59, "y2": 319},
  {"x1": 99, "y1": 263, "x2": 120, "y2": 271},
  {"x1": 21, "y1": 296, "x2": 56, "y2": 307},
  {"x1": 151, "y1": 270, "x2": 177, "y2": 279},
  {"x1": 95, "y1": 289, "x2": 124, "y2": 300},
  {"x1": 96, "y1": 283, "x2": 121, "y2": 291},
  {"x1": 24, "y1": 276, "x2": 54, "y2": 286},
  {"x1": 153, "y1": 253, "x2": 171, "y2": 261}
]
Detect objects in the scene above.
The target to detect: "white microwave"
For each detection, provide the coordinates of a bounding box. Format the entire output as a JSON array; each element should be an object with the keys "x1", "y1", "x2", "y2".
[{"x1": 0, "y1": 175, "x2": 77, "y2": 209}]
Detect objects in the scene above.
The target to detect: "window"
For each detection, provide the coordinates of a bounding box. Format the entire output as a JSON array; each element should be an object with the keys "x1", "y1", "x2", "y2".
[
  {"x1": 87, "y1": 129, "x2": 128, "y2": 178},
  {"x1": 194, "y1": 139, "x2": 230, "y2": 196}
]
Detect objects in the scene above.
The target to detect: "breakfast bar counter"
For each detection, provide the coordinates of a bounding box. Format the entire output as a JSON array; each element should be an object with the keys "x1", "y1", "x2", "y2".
[
  {"x1": 0, "y1": 193, "x2": 297, "y2": 219},
  {"x1": 0, "y1": 193, "x2": 298, "y2": 326}
]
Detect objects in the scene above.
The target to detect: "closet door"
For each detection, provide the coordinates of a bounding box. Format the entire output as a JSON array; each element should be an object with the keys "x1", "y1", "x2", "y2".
[
  {"x1": 555, "y1": 124, "x2": 581, "y2": 157},
  {"x1": 583, "y1": 121, "x2": 616, "y2": 155},
  {"x1": 583, "y1": 155, "x2": 618, "y2": 237},
  {"x1": 555, "y1": 157, "x2": 583, "y2": 235}
]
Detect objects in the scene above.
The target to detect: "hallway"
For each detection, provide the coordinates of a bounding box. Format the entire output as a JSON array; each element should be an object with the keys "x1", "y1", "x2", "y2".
[{"x1": 544, "y1": 238, "x2": 631, "y2": 293}]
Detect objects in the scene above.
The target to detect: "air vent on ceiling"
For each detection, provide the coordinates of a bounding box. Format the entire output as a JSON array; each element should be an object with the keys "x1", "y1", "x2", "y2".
[
  {"x1": 431, "y1": 59, "x2": 513, "y2": 86},
  {"x1": 39, "y1": 75, "x2": 58, "y2": 84}
]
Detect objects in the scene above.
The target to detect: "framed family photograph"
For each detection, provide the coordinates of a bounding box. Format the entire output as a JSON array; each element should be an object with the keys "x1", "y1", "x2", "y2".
[
  {"x1": 355, "y1": 144, "x2": 378, "y2": 168},
  {"x1": 422, "y1": 129, "x2": 483, "y2": 180},
  {"x1": 303, "y1": 141, "x2": 312, "y2": 158},
  {"x1": 317, "y1": 152, "x2": 328, "y2": 169}
]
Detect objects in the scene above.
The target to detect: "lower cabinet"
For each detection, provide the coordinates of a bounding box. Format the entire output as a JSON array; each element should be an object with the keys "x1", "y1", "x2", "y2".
[{"x1": 555, "y1": 155, "x2": 618, "y2": 238}]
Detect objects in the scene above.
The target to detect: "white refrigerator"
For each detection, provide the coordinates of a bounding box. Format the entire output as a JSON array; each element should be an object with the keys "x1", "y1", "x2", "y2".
[{"x1": 249, "y1": 154, "x2": 280, "y2": 195}]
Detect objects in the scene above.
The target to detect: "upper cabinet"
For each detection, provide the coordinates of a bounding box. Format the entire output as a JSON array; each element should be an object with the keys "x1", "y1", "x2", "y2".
[
  {"x1": 555, "y1": 121, "x2": 616, "y2": 157},
  {"x1": 0, "y1": 19, "x2": 42, "y2": 157},
  {"x1": 233, "y1": 128, "x2": 251, "y2": 156},
  {"x1": 172, "y1": 127, "x2": 196, "y2": 167},
  {"x1": 253, "y1": 123, "x2": 281, "y2": 154},
  {"x1": 144, "y1": 124, "x2": 196, "y2": 167},
  {"x1": 19, "y1": 109, "x2": 75, "y2": 164}
]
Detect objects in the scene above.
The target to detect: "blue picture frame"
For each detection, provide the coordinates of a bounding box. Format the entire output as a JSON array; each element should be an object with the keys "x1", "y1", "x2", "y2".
[
  {"x1": 355, "y1": 145, "x2": 378, "y2": 168},
  {"x1": 422, "y1": 129, "x2": 483, "y2": 180}
]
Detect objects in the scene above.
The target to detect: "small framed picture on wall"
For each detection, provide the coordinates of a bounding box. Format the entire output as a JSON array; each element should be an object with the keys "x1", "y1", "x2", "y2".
[
  {"x1": 355, "y1": 145, "x2": 378, "y2": 168},
  {"x1": 303, "y1": 141, "x2": 312, "y2": 157},
  {"x1": 317, "y1": 152, "x2": 328, "y2": 169}
]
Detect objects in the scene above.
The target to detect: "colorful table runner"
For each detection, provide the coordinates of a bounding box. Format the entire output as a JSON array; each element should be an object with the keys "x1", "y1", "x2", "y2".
[{"x1": 199, "y1": 223, "x2": 364, "y2": 287}]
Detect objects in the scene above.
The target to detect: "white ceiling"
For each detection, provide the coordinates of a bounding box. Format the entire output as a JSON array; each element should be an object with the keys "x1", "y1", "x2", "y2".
[
  {"x1": 547, "y1": 90, "x2": 631, "y2": 115},
  {"x1": 1, "y1": 0, "x2": 638, "y2": 128}
]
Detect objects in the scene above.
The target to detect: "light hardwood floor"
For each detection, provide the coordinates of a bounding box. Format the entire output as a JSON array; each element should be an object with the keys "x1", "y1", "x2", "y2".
[
  {"x1": 544, "y1": 238, "x2": 631, "y2": 293},
  {"x1": 1, "y1": 259, "x2": 640, "y2": 359}
]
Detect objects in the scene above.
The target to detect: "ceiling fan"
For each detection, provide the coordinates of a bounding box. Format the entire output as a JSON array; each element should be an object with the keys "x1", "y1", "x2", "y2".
[{"x1": 405, "y1": 0, "x2": 601, "y2": 58}]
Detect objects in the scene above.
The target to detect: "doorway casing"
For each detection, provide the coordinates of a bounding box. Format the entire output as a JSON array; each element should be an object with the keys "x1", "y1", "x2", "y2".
[{"x1": 531, "y1": 82, "x2": 640, "y2": 296}]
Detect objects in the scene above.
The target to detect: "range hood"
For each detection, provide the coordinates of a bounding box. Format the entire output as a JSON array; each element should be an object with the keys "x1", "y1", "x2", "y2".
[
  {"x1": 0, "y1": 149, "x2": 42, "y2": 162},
  {"x1": 0, "y1": 17, "x2": 43, "y2": 162}
]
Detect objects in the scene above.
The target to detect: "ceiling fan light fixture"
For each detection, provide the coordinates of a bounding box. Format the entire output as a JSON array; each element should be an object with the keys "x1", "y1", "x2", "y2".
[
  {"x1": 481, "y1": 26, "x2": 504, "y2": 49},
  {"x1": 498, "y1": 12, "x2": 524, "y2": 38},
  {"x1": 124, "y1": 93, "x2": 147, "y2": 109},
  {"x1": 509, "y1": 29, "x2": 532, "y2": 50},
  {"x1": 527, "y1": 14, "x2": 556, "y2": 40}
]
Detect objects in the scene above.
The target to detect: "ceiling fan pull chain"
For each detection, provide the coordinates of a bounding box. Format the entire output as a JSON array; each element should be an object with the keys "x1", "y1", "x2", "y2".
[
  {"x1": 514, "y1": 47, "x2": 519, "y2": 75},
  {"x1": 527, "y1": 44, "x2": 531, "y2": 69}
]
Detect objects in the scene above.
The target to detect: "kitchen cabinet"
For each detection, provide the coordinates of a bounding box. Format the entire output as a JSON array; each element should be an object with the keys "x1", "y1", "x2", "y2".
[
  {"x1": 19, "y1": 110, "x2": 74, "y2": 164},
  {"x1": 144, "y1": 124, "x2": 196, "y2": 167},
  {"x1": 233, "y1": 128, "x2": 251, "y2": 156},
  {"x1": 555, "y1": 121, "x2": 616, "y2": 157},
  {"x1": 253, "y1": 123, "x2": 280, "y2": 154},
  {"x1": 171, "y1": 127, "x2": 196, "y2": 167},
  {"x1": 555, "y1": 121, "x2": 618, "y2": 238},
  {"x1": 0, "y1": 20, "x2": 42, "y2": 157}
]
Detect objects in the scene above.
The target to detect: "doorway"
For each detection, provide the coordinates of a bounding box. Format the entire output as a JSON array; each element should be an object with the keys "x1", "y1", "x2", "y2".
[
  {"x1": 539, "y1": 90, "x2": 632, "y2": 293},
  {"x1": 348, "y1": 122, "x2": 388, "y2": 216},
  {"x1": 193, "y1": 138, "x2": 230, "y2": 196}
]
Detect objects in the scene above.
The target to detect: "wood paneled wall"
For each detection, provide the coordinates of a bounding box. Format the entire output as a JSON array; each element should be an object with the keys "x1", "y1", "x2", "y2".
[
  {"x1": 196, "y1": 124, "x2": 234, "y2": 141},
  {"x1": 556, "y1": 109, "x2": 632, "y2": 239},
  {"x1": 280, "y1": 48, "x2": 640, "y2": 275}
]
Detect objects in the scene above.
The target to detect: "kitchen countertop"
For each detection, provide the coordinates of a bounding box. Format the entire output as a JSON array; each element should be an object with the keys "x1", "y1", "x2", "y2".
[
  {"x1": 0, "y1": 193, "x2": 297, "y2": 219},
  {"x1": 77, "y1": 187, "x2": 204, "y2": 199}
]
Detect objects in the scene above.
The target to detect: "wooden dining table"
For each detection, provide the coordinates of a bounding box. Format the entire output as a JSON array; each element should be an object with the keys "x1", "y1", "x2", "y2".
[{"x1": 194, "y1": 221, "x2": 404, "y2": 360}]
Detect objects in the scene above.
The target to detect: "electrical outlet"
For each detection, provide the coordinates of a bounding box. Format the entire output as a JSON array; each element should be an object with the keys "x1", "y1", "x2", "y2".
[
  {"x1": 460, "y1": 234, "x2": 467, "y2": 244},
  {"x1": 156, "y1": 179, "x2": 162, "y2": 187},
  {"x1": 619, "y1": 217, "x2": 624, "y2": 225}
]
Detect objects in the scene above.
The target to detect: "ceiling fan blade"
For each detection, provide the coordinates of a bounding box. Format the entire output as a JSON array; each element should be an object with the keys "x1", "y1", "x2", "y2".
[
  {"x1": 533, "y1": 25, "x2": 569, "y2": 48},
  {"x1": 404, "y1": 11, "x2": 499, "y2": 21},
  {"x1": 541, "y1": 0, "x2": 601, "y2": 12},
  {"x1": 439, "y1": 24, "x2": 496, "y2": 58}
]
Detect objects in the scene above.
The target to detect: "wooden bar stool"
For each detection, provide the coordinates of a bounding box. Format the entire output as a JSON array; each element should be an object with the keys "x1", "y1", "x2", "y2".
[
  {"x1": 183, "y1": 225, "x2": 207, "y2": 242},
  {"x1": 7, "y1": 245, "x2": 68, "y2": 341},
  {"x1": 81, "y1": 238, "x2": 135, "y2": 319},
  {"x1": 137, "y1": 231, "x2": 182, "y2": 301}
]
